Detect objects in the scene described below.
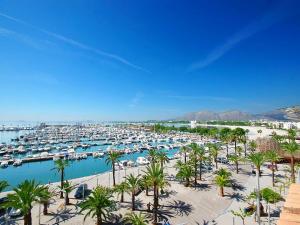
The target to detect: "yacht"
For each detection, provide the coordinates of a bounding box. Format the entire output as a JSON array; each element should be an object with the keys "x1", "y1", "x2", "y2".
[{"x1": 13, "y1": 159, "x2": 22, "y2": 167}]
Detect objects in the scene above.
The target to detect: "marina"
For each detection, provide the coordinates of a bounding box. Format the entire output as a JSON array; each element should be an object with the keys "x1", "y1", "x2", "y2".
[{"x1": 0, "y1": 124, "x2": 191, "y2": 188}]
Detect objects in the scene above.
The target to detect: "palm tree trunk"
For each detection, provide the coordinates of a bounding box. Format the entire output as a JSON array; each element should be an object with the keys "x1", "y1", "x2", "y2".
[
  {"x1": 97, "y1": 214, "x2": 102, "y2": 225},
  {"x1": 271, "y1": 162, "x2": 275, "y2": 187},
  {"x1": 220, "y1": 186, "x2": 224, "y2": 197},
  {"x1": 132, "y1": 192, "x2": 135, "y2": 210},
  {"x1": 112, "y1": 164, "x2": 116, "y2": 186},
  {"x1": 184, "y1": 153, "x2": 187, "y2": 164},
  {"x1": 215, "y1": 158, "x2": 218, "y2": 169},
  {"x1": 194, "y1": 161, "x2": 197, "y2": 185},
  {"x1": 146, "y1": 186, "x2": 149, "y2": 196},
  {"x1": 199, "y1": 160, "x2": 202, "y2": 180},
  {"x1": 244, "y1": 143, "x2": 247, "y2": 157},
  {"x1": 43, "y1": 202, "x2": 48, "y2": 215},
  {"x1": 234, "y1": 140, "x2": 237, "y2": 154},
  {"x1": 291, "y1": 156, "x2": 295, "y2": 183},
  {"x1": 236, "y1": 161, "x2": 239, "y2": 174},
  {"x1": 66, "y1": 193, "x2": 70, "y2": 205},
  {"x1": 60, "y1": 169, "x2": 64, "y2": 199},
  {"x1": 153, "y1": 185, "x2": 158, "y2": 225},
  {"x1": 226, "y1": 144, "x2": 229, "y2": 158},
  {"x1": 24, "y1": 214, "x2": 28, "y2": 225},
  {"x1": 256, "y1": 168, "x2": 261, "y2": 225},
  {"x1": 121, "y1": 191, "x2": 124, "y2": 202},
  {"x1": 28, "y1": 211, "x2": 32, "y2": 225}
]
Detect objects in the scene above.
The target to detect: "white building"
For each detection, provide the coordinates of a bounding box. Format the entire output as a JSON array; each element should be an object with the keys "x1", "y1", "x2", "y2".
[{"x1": 190, "y1": 120, "x2": 197, "y2": 129}]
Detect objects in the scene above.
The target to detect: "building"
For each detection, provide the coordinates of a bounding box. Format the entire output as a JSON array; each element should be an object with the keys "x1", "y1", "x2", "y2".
[{"x1": 190, "y1": 120, "x2": 197, "y2": 129}]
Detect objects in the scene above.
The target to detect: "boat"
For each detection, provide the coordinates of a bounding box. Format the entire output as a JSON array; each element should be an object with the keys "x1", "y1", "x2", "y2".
[
  {"x1": 136, "y1": 157, "x2": 149, "y2": 165},
  {"x1": 2, "y1": 154, "x2": 11, "y2": 160},
  {"x1": 1, "y1": 161, "x2": 9, "y2": 168},
  {"x1": 13, "y1": 159, "x2": 22, "y2": 167}
]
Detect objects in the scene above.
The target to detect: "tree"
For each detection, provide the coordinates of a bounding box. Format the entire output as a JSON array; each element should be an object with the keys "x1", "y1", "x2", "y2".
[
  {"x1": 208, "y1": 144, "x2": 219, "y2": 169},
  {"x1": 156, "y1": 150, "x2": 169, "y2": 173},
  {"x1": 4, "y1": 180, "x2": 47, "y2": 225},
  {"x1": 0, "y1": 180, "x2": 9, "y2": 193},
  {"x1": 176, "y1": 163, "x2": 193, "y2": 187},
  {"x1": 232, "y1": 128, "x2": 246, "y2": 154},
  {"x1": 282, "y1": 141, "x2": 300, "y2": 183},
  {"x1": 105, "y1": 151, "x2": 121, "y2": 186},
  {"x1": 247, "y1": 152, "x2": 266, "y2": 224},
  {"x1": 39, "y1": 185, "x2": 55, "y2": 215},
  {"x1": 147, "y1": 149, "x2": 158, "y2": 164},
  {"x1": 124, "y1": 212, "x2": 148, "y2": 225},
  {"x1": 62, "y1": 180, "x2": 75, "y2": 205},
  {"x1": 189, "y1": 143, "x2": 200, "y2": 185},
  {"x1": 265, "y1": 150, "x2": 280, "y2": 187},
  {"x1": 114, "y1": 181, "x2": 128, "y2": 203},
  {"x1": 231, "y1": 208, "x2": 252, "y2": 225},
  {"x1": 140, "y1": 175, "x2": 150, "y2": 196},
  {"x1": 220, "y1": 128, "x2": 232, "y2": 157},
  {"x1": 126, "y1": 174, "x2": 141, "y2": 211},
  {"x1": 228, "y1": 154, "x2": 241, "y2": 174},
  {"x1": 143, "y1": 163, "x2": 165, "y2": 225},
  {"x1": 287, "y1": 129, "x2": 297, "y2": 142},
  {"x1": 53, "y1": 159, "x2": 69, "y2": 198},
  {"x1": 249, "y1": 140, "x2": 257, "y2": 153},
  {"x1": 180, "y1": 146, "x2": 189, "y2": 164},
  {"x1": 215, "y1": 172, "x2": 231, "y2": 197},
  {"x1": 80, "y1": 186, "x2": 116, "y2": 225}
]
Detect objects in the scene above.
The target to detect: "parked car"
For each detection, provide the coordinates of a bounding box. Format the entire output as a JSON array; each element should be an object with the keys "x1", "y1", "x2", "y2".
[
  {"x1": 7, "y1": 207, "x2": 22, "y2": 218},
  {"x1": 74, "y1": 184, "x2": 88, "y2": 199},
  {"x1": 217, "y1": 157, "x2": 229, "y2": 164}
]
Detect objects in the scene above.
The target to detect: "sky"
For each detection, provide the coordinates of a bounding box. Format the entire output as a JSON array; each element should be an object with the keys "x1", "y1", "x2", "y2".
[{"x1": 0, "y1": 0, "x2": 300, "y2": 121}]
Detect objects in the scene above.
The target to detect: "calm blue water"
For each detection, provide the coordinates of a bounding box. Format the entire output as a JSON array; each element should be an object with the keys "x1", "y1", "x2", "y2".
[{"x1": 0, "y1": 147, "x2": 178, "y2": 190}]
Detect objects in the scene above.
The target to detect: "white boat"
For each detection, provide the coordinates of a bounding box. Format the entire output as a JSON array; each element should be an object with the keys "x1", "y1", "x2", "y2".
[
  {"x1": 13, "y1": 159, "x2": 22, "y2": 167},
  {"x1": 1, "y1": 161, "x2": 9, "y2": 168},
  {"x1": 136, "y1": 157, "x2": 149, "y2": 165}
]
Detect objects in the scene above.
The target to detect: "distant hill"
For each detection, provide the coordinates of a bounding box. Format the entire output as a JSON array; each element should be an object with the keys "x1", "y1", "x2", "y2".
[
  {"x1": 177, "y1": 106, "x2": 300, "y2": 122},
  {"x1": 258, "y1": 106, "x2": 300, "y2": 122}
]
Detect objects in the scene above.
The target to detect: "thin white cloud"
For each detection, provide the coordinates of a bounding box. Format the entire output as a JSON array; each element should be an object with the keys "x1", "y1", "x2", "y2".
[
  {"x1": 168, "y1": 95, "x2": 234, "y2": 102},
  {"x1": 187, "y1": 1, "x2": 298, "y2": 72},
  {"x1": 129, "y1": 92, "x2": 144, "y2": 108},
  {"x1": 0, "y1": 26, "x2": 42, "y2": 49},
  {"x1": 0, "y1": 12, "x2": 150, "y2": 73}
]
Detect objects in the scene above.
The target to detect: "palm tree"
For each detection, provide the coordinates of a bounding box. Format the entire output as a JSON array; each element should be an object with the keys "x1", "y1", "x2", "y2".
[
  {"x1": 126, "y1": 174, "x2": 141, "y2": 211},
  {"x1": 208, "y1": 144, "x2": 219, "y2": 169},
  {"x1": 80, "y1": 186, "x2": 116, "y2": 225},
  {"x1": 53, "y1": 159, "x2": 69, "y2": 198},
  {"x1": 231, "y1": 208, "x2": 252, "y2": 225},
  {"x1": 215, "y1": 167, "x2": 232, "y2": 178},
  {"x1": 39, "y1": 185, "x2": 55, "y2": 215},
  {"x1": 147, "y1": 149, "x2": 158, "y2": 164},
  {"x1": 249, "y1": 140, "x2": 257, "y2": 153},
  {"x1": 265, "y1": 150, "x2": 280, "y2": 187},
  {"x1": 232, "y1": 128, "x2": 245, "y2": 154},
  {"x1": 124, "y1": 212, "x2": 148, "y2": 225},
  {"x1": 228, "y1": 154, "x2": 240, "y2": 174},
  {"x1": 247, "y1": 152, "x2": 266, "y2": 225},
  {"x1": 282, "y1": 141, "x2": 300, "y2": 183},
  {"x1": 63, "y1": 180, "x2": 75, "y2": 205},
  {"x1": 189, "y1": 143, "x2": 199, "y2": 185},
  {"x1": 215, "y1": 174, "x2": 231, "y2": 197},
  {"x1": 114, "y1": 181, "x2": 128, "y2": 203},
  {"x1": 156, "y1": 150, "x2": 169, "y2": 173},
  {"x1": 287, "y1": 129, "x2": 297, "y2": 142},
  {"x1": 176, "y1": 163, "x2": 193, "y2": 187},
  {"x1": 180, "y1": 145, "x2": 189, "y2": 164},
  {"x1": 143, "y1": 163, "x2": 165, "y2": 225},
  {"x1": 0, "y1": 180, "x2": 9, "y2": 193},
  {"x1": 4, "y1": 180, "x2": 47, "y2": 225},
  {"x1": 140, "y1": 175, "x2": 150, "y2": 196},
  {"x1": 105, "y1": 151, "x2": 121, "y2": 186},
  {"x1": 220, "y1": 128, "x2": 232, "y2": 157}
]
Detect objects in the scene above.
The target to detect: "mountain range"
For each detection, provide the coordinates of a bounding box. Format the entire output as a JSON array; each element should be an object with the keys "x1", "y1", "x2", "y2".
[{"x1": 177, "y1": 106, "x2": 300, "y2": 122}]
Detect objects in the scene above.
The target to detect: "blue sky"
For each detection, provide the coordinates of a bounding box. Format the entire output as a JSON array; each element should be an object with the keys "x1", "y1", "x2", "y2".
[{"x1": 0, "y1": 0, "x2": 300, "y2": 121}]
